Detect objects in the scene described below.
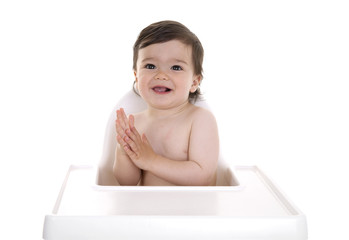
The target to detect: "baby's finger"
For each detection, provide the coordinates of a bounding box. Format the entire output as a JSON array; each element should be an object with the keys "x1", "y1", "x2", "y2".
[
  {"x1": 126, "y1": 126, "x2": 141, "y2": 143},
  {"x1": 124, "y1": 135, "x2": 139, "y2": 154},
  {"x1": 116, "y1": 135, "x2": 123, "y2": 145},
  {"x1": 129, "y1": 114, "x2": 135, "y2": 129},
  {"x1": 117, "y1": 135, "x2": 129, "y2": 149},
  {"x1": 115, "y1": 119, "x2": 125, "y2": 136},
  {"x1": 123, "y1": 145, "x2": 137, "y2": 161},
  {"x1": 116, "y1": 109, "x2": 127, "y2": 130},
  {"x1": 131, "y1": 125, "x2": 142, "y2": 141},
  {"x1": 120, "y1": 108, "x2": 129, "y2": 128}
]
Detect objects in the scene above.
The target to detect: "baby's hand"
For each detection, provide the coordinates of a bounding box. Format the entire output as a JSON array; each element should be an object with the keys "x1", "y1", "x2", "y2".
[
  {"x1": 115, "y1": 108, "x2": 134, "y2": 150},
  {"x1": 122, "y1": 125, "x2": 157, "y2": 171}
]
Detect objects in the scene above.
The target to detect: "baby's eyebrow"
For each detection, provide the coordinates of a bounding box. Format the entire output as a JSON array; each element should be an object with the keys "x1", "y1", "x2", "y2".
[
  {"x1": 173, "y1": 59, "x2": 189, "y2": 65},
  {"x1": 141, "y1": 57, "x2": 155, "y2": 63}
]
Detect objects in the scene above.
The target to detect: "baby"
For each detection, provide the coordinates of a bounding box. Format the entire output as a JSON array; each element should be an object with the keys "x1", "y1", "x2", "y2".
[{"x1": 113, "y1": 21, "x2": 219, "y2": 186}]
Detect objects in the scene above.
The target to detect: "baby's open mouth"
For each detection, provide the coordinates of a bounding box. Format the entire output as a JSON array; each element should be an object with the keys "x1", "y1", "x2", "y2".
[{"x1": 152, "y1": 86, "x2": 172, "y2": 93}]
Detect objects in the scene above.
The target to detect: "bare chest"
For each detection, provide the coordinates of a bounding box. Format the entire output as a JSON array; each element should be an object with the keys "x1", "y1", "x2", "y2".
[{"x1": 138, "y1": 121, "x2": 191, "y2": 161}]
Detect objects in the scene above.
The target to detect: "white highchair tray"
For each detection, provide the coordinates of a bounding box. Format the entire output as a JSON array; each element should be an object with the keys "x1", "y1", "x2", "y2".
[{"x1": 43, "y1": 165, "x2": 307, "y2": 239}]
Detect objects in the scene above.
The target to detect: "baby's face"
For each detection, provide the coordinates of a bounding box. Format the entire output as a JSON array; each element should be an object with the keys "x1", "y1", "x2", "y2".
[{"x1": 135, "y1": 40, "x2": 200, "y2": 110}]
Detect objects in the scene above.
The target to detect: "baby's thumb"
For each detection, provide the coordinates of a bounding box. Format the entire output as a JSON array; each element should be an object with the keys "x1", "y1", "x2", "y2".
[{"x1": 142, "y1": 134, "x2": 150, "y2": 145}]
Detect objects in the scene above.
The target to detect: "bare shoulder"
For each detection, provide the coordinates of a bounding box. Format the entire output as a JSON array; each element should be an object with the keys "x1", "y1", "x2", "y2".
[{"x1": 189, "y1": 105, "x2": 217, "y2": 126}]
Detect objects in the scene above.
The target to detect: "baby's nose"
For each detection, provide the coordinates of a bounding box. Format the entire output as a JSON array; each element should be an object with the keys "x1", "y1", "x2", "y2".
[{"x1": 155, "y1": 71, "x2": 169, "y2": 80}]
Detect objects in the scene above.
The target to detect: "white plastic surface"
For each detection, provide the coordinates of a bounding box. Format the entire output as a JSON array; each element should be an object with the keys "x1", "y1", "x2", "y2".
[{"x1": 43, "y1": 165, "x2": 307, "y2": 240}]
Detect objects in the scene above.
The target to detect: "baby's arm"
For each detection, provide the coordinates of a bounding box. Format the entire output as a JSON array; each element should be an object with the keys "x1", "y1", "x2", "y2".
[
  {"x1": 123, "y1": 109, "x2": 219, "y2": 186},
  {"x1": 113, "y1": 108, "x2": 141, "y2": 185}
]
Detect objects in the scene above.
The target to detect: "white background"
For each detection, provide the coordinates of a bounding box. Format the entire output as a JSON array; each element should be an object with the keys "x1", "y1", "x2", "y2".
[{"x1": 1, "y1": 0, "x2": 348, "y2": 239}]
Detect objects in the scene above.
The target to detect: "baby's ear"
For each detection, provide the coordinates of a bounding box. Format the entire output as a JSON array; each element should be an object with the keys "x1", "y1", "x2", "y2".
[
  {"x1": 190, "y1": 75, "x2": 201, "y2": 93},
  {"x1": 134, "y1": 71, "x2": 138, "y2": 82}
]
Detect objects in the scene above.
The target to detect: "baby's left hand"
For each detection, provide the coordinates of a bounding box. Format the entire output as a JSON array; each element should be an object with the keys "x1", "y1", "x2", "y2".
[{"x1": 122, "y1": 122, "x2": 157, "y2": 170}]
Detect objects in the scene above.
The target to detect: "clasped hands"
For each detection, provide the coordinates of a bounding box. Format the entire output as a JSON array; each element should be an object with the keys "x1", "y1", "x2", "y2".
[{"x1": 115, "y1": 108, "x2": 157, "y2": 170}]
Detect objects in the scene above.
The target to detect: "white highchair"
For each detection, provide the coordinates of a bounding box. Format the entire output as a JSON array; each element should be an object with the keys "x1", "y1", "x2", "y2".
[{"x1": 43, "y1": 90, "x2": 307, "y2": 240}]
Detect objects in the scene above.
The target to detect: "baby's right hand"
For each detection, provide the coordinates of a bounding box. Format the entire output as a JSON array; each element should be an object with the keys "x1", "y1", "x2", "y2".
[{"x1": 115, "y1": 108, "x2": 134, "y2": 150}]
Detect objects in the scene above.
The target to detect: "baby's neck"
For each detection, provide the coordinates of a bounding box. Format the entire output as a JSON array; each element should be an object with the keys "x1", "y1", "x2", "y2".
[{"x1": 146, "y1": 101, "x2": 192, "y2": 119}]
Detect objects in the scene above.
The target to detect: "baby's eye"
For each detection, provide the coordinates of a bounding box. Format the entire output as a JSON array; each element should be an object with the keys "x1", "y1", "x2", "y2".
[
  {"x1": 145, "y1": 64, "x2": 156, "y2": 69},
  {"x1": 171, "y1": 65, "x2": 183, "y2": 71}
]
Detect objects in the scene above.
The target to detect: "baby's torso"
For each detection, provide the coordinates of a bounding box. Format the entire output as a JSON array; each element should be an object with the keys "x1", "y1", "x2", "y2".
[{"x1": 133, "y1": 108, "x2": 196, "y2": 186}]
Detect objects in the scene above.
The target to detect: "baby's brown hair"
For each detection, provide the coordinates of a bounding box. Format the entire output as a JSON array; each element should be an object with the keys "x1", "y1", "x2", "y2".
[{"x1": 133, "y1": 20, "x2": 204, "y2": 102}]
